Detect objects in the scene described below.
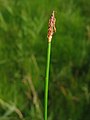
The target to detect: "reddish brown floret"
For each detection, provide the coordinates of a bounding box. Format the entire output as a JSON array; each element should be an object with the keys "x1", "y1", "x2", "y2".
[{"x1": 47, "y1": 11, "x2": 56, "y2": 42}]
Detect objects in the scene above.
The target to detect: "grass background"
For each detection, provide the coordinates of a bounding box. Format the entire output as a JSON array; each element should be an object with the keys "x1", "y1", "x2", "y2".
[{"x1": 0, "y1": 0, "x2": 90, "y2": 120}]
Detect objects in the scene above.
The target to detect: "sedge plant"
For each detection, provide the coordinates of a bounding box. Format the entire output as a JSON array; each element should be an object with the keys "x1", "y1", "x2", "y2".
[{"x1": 44, "y1": 11, "x2": 56, "y2": 120}]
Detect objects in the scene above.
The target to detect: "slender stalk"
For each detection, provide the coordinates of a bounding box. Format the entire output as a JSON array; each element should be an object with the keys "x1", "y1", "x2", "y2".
[
  {"x1": 44, "y1": 11, "x2": 56, "y2": 120},
  {"x1": 44, "y1": 42, "x2": 51, "y2": 120}
]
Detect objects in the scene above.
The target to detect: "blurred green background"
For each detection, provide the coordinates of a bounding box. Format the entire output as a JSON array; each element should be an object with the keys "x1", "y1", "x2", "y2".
[{"x1": 0, "y1": 0, "x2": 90, "y2": 120}]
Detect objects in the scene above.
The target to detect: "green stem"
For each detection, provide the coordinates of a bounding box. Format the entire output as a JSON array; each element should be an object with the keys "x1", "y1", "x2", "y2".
[{"x1": 44, "y1": 42, "x2": 51, "y2": 120}]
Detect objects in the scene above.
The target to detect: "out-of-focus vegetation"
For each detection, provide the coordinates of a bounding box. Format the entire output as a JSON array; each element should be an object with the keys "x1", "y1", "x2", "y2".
[{"x1": 0, "y1": 0, "x2": 90, "y2": 120}]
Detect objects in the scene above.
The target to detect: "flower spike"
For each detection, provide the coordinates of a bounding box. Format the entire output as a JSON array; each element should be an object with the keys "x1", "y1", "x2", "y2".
[{"x1": 47, "y1": 11, "x2": 56, "y2": 42}]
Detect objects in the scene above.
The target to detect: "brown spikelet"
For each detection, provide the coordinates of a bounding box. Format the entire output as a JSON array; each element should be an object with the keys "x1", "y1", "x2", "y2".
[{"x1": 47, "y1": 11, "x2": 56, "y2": 42}]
